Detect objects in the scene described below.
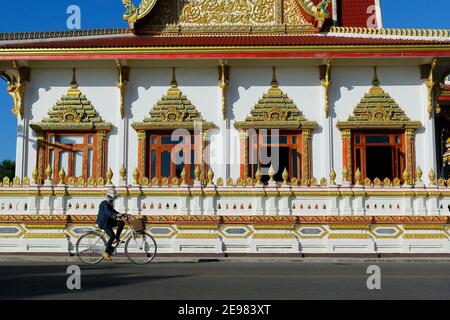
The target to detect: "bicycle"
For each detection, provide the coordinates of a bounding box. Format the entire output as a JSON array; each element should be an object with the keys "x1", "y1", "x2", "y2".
[{"x1": 75, "y1": 214, "x2": 157, "y2": 265}]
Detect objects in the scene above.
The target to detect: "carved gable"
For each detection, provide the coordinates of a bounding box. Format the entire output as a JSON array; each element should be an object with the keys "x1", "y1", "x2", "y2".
[
  {"x1": 30, "y1": 70, "x2": 112, "y2": 132},
  {"x1": 125, "y1": 0, "x2": 330, "y2": 34},
  {"x1": 234, "y1": 68, "x2": 317, "y2": 130},
  {"x1": 132, "y1": 69, "x2": 215, "y2": 131},
  {"x1": 337, "y1": 70, "x2": 421, "y2": 130}
]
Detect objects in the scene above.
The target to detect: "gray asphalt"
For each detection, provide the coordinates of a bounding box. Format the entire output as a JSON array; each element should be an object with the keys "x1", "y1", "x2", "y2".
[{"x1": 1, "y1": 260, "x2": 450, "y2": 300}]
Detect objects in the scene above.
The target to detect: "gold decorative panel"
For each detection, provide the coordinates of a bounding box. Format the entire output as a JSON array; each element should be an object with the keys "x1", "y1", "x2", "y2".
[{"x1": 179, "y1": 0, "x2": 276, "y2": 25}]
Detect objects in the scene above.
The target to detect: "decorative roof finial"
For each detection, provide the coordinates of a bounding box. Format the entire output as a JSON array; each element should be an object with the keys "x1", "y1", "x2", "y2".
[
  {"x1": 271, "y1": 66, "x2": 279, "y2": 87},
  {"x1": 170, "y1": 67, "x2": 178, "y2": 88},
  {"x1": 372, "y1": 66, "x2": 380, "y2": 87},
  {"x1": 71, "y1": 68, "x2": 78, "y2": 89}
]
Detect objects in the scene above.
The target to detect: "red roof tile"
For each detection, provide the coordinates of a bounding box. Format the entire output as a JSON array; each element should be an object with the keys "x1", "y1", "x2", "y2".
[
  {"x1": 0, "y1": 34, "x2": 447, "y2": 49},
  {"x1": 339, "y1": 0, "x2": 376, "y2": 28}
]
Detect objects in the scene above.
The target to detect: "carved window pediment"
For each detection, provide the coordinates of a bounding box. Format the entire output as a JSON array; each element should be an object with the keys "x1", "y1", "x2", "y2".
[
  {"x1": 132, "y1": 69, "x2": 215, "y2": 131},
  {"x1": 337, "y1": 74, "x2": 422, "y2": 131},
  {"x1": 234, "y1": 68, "x2": 317, "y2": 130},
  {"x1": 30, "y1": 72, "x2": 112, "y2": 132}
]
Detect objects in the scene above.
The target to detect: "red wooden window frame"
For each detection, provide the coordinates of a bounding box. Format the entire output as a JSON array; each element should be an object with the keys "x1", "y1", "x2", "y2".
[
  {"x1": 146, "y1": 133, "x2": 201, "y2": 183},
  {"x1": 246, "y1": 131, "x2": 303, "y2": 181},
  {"x1": 45, "y1": 132, "x2": 98, "y2": 180},
  {"x1": 352, "y1": 131, "x2": 406, "y2": 181}
]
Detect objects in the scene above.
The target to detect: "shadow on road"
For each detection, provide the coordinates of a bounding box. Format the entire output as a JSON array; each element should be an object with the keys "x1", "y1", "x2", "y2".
[{"x1": 0, "y1": 264, "x2": 190, "y2": 299}]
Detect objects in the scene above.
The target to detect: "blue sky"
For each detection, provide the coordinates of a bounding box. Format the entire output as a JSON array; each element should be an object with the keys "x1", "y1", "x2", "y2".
[{"x1": 0, "y1": 0, "x2": 449, "y2": 161}]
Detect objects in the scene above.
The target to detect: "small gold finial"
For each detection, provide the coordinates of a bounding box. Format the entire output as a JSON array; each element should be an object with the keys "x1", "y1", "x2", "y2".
[
  {"x1": 106, "y1": 168, "x2": 113, "y2": 185},
  {"x1": 271, "y1": 66, "x2": 278, "y2": 87},
  {"x1": 403, "y1": 168, "x2": 411, "y2": 185},
  {"x1": 282, "y1": 168, "x2": 289, "y2": 185},
  {"x1": 416, "y1": 166, "x2": 423, "y2": 183},
  {"x1": 207, "y1": 167, "x2": 214, "y2": 185},
  {"x1": 268, "y1": 165, "x2": 276, "y2": 184},
  {"x1": 329, "y1": 169, "x2": 336, "y2": 185},
  {"x1": 170, "y1": 67, "x2": 178, "y2": 88},
  {"x1": 194, "y1": 165, "x2": 201, "y2": 182},
  {"x1": 429, "y1": 169, "x2": 436, "y2": 185},
  {"x1": 119, "y1": 165, "x2": 126, "y2": 181},
  {"x1": 372, "y1": 66, "x2": 380, "y2": 86},
  {"x1": 132, "y1": 167, "x2": 139, "y2": 185},
  {"x1": 180, "y1": 167, "x2": 187, "y2": 185},
  {"x1": 355, "y1": 168, "x2": 362, "y2": 185},
  {"x1": 32, "y1": 167, "x2": 39, "y2": 184},
  {"x1": 342, "y1": 166, "x2": 349, "y2": 182},
  {"x1": 45, "y1": 164, "x2": 53, "y2": 181},
  {"x1": 71, "y1": 68, "x2": 78, "y2": 88},
  {"x1": 58, "y1": 168, "x2": 66, "y2": 185},
  {"x1": 255, "y1": 168, "x2": 263, "y2": 185}
]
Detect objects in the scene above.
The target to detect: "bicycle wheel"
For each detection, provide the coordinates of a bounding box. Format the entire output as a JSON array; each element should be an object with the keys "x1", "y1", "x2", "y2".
[
  {"x1": 76, "y1": 231, "x2": 107, "y2": 265},
  {"x1": 125, "y1": 232, "x2": 157, "y2": 265}
]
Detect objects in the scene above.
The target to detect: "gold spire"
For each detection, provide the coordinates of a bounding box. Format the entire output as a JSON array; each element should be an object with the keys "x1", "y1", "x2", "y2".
[
  {"x1": 71, "y1": 68, "x2": 78, "y2": 89},
  {"x1": 170, "y1": 67, "x2": 178, "y2": 88},
  {"x1": 372, "y1": 66, "x2": 380, "y2": 87},
  {"x1": 271, "y1": 66, "x2": 278, "y2": 87}
]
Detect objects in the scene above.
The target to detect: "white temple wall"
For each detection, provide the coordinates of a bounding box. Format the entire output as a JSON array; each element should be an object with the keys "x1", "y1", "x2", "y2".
[{"x1": 21, "y1": 63, "x2": 435, "y2": 183}]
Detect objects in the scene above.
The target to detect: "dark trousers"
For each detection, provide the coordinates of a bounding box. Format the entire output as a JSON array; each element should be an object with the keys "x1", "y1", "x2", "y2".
[{"x1": 104, "y1": 220, "x2": 125, "y2": 255}]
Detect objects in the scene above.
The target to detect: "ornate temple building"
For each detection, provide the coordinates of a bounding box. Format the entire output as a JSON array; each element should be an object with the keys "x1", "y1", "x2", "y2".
[{"x1": 0, "y1": 0, "x2": 449, "y2": 255}]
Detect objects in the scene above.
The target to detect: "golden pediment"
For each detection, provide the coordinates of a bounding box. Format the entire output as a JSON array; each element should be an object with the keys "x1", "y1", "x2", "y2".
[
  {"x1": 124, "y1": 0, "x2": 330, "y2": 34},
  {"x1": 30, "y1": 69, "x2": 112, "y2": 132},
  {"x1": 337, "y1": 68, "x2": 422, "y2": 130},
  {"x1": 234, "y1": 67, "x2": 317, "y2": 130}
]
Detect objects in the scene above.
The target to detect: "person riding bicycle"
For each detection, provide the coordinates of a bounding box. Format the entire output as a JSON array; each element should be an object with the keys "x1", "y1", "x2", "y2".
[{"x1": 96, "y1": 188, "x2": 125, "y2": 261}]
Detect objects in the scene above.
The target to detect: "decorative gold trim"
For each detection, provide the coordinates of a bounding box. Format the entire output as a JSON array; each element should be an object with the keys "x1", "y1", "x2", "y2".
[
  {"x1": 23, "y1": 233, "x2": 67, "y2": 239},
  {"x1": 403, "y1": 224, "x2": 445, "y2": 230},
  {"x1": 253, "y1": 233, "x2": 296, "y2": 239},
  {"x1": 176, "y1": 224, "x2": 218, "y2": 230},
  {"x1": 329, "y1": 27, "x2": 450, "y2": 38},
  {"x1": 328, "y1": 233, "x2": 372, "y2": 239},
  {"x1": 253, "y1": 224, "x2": 295, "y2": 230},
  {"x1": 175, "y1": 233, "x2": 219, "y2": 239},
  {"x1": 319, "y1": 60, "x2": 331, "y2": 118},
  {"x1": 219, "y1": 60, "x2": 230, "y2": 120},
  {"x1": 425, "y1": 58, "x2": 438, "y2": 119},
  {"x1": 117, "y1": 62, "x2": 129, "y2": 119},
  {"x1": 403, "y1": 233, "x2": 447, "y2": 239},
  {"x1": 329, "y1": 224, "x2": 370, "y2": 230}
]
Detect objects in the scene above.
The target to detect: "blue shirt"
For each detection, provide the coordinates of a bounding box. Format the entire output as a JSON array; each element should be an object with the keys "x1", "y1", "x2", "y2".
[{"x1": 96, "y1": 200, "x2": 119, "y2": 229}]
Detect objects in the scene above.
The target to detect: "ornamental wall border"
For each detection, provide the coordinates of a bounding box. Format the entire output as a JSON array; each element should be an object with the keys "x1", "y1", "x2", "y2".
[
  {"x1": 1, "y1": 215, "x2": 448, "y2": 225},
  {"x1": 2, "y1": 44, "x2": 450, "y2": 57},
  {"x1": 0, "y1": 188, "x2": 449, "y2": 197}
]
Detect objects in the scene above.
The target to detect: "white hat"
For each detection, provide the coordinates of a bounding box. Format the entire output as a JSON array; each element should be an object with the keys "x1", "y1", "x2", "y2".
[{"x1": 106, "y1": 188, "x2": 119, "y2": 199}]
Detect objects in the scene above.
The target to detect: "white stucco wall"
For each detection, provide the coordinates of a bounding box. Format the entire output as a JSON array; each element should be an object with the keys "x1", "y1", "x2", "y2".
[{"x1": 21, "y1": 62, "x2": 435, "y2": 184}]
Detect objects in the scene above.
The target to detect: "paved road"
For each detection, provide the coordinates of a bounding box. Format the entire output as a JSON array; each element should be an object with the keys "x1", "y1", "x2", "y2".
[{"x1": 1, "y1": 259, "x2": 450, "y2": 300}]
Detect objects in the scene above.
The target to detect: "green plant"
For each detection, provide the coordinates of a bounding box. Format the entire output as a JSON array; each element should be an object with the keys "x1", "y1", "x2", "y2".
[{"x1": 0, "y1": 160, "x2": 15, "y2": 180}]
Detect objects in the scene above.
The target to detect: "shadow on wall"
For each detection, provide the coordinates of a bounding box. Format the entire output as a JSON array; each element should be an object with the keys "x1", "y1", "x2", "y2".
[{"x1": 0, "y1": 79, "x2": 18, "y2": 162}]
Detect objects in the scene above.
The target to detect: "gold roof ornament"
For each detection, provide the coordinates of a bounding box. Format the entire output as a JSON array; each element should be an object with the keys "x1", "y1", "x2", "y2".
[
  {"x1": 123, "y1": 0, "x2": 327, "y2": 34},
  {"x1": 337, "y1": 67, "x2": 422, "y2": 130},
  {"x1": 132, "y1": 68, "x2": 215, "y2": 131},
  {"x1": 30, "y1": 68, "x2": 112, "y2": 132},
  {"x1": 235, "y1": 67, "x2": 317, "y2": 130}
]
